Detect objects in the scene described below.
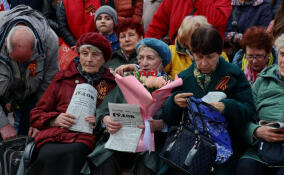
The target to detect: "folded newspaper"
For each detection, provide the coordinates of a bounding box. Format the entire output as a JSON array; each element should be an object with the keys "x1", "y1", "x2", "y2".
[
  {"x1": 201, "y1": 91, "x2": 227, "y2": 103},
  {"x1": 259, "y1": 112, "x2": 284, "y2": 129},
  {"x1": 105, "y1": 103, "x2": 143, "y2": 152},
  {"x1": 259, "y1": 120, "x2": 284, "y2": 129},
  {"x1": 67, "y1": 83, "x2": 97, "y2": 134}
]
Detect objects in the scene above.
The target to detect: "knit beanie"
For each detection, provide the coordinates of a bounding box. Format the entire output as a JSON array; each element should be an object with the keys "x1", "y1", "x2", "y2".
[{"x1": 94, "y1": 5, "x2": 118, "y2": 25}]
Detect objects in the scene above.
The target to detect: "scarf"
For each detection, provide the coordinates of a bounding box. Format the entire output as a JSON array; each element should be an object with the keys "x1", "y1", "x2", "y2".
[
  {"x1": 244, "y1": 64, "x2": 264, "y2": 85},
  {"x1": 77, "y1": 63, "x2": 104, "y2": 85},
  {"x1": 193, "y1": 65, "x2": 214, "y2": 90}
]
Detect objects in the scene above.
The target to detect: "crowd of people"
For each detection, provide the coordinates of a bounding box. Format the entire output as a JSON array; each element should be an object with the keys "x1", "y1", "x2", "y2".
[{"x1": 0, "y1": 0, "x2": 284, "y2": 175}]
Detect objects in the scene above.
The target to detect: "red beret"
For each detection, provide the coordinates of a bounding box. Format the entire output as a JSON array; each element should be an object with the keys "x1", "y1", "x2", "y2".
[{"x1": 76, "y1": 33, "x2": 112, "y2": 62}]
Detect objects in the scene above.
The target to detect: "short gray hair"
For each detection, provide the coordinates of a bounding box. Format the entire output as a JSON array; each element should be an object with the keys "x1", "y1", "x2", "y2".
[
  {"x1": 6, "y1": 25, "x2": 36, "y2": 53},
  {"x1": 275, "y1": 33, "x2": 284, "y2": 53},
  {"x1": 78, "y1": 44, "x2": 102, "y2": 53}
]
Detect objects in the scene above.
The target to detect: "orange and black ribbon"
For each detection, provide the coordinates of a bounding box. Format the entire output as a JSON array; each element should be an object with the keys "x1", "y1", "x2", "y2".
[{"x1": 215, "y1": 76, "x2": 230, "y2": 91}]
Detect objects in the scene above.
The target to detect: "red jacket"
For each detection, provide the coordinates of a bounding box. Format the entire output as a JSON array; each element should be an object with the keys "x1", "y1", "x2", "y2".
[
  {"x1": 30, "y1": 63, "x2": 116, "y2": 149},
  {"x1": 145, "y1": 0, "x2": 232, "y2": 42},
  {"x1": 63, "y1": 0, "x2": 99, "y2": 40},
  {"x1": 114, "y1": 0, "x2": 143, "y2": 23}
]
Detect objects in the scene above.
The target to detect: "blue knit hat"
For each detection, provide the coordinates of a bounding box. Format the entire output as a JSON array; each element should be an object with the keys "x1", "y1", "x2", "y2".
[
  {"x1": 136, "y1": 38, "x2": 171, "y2": 67},
  {"x1": 94, "y1": 5, "x2": 118, "y2": 25}
]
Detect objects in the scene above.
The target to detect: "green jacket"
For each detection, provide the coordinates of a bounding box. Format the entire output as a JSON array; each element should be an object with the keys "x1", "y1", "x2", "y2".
[
  {"x1": 241, "y1": 64, "x2": 284, "y2": 166},
  {"x1": 104, "y1": 50, "x2": 137, "y2": 70},
  {"x1": 163, "y1": 58, "x2": 255, "y2": 174},
  {"x1": 82, "y1": 77, "x2": 169, "y2": 174}
]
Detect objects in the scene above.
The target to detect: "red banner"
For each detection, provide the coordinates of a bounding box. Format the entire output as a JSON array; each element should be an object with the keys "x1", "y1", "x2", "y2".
[{"x1": 58, "y1": 43, "x2": 78, "y2": 70}]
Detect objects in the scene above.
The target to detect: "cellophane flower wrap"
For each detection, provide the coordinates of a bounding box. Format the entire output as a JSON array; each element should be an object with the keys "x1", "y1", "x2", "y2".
[{"x1": 115, "y1": 73, "x2": 183, "y2": 152}]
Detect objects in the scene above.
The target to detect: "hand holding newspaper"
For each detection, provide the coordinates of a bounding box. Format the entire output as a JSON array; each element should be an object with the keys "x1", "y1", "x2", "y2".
[
  {"x1": 67, "y1": 83, "x2": 97, "y2": 134},
  {"x1": 105, "y1": 103, "x2": 143, "y2": 152}
]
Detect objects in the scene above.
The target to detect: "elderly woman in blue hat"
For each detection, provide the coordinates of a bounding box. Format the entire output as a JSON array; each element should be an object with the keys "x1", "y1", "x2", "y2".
[
  {"x1": 83, "y1": 38, "x2": 171, "y2": 175},
  {"x1": 115, "y1": 38, "x2": 172, "y2": 78}
]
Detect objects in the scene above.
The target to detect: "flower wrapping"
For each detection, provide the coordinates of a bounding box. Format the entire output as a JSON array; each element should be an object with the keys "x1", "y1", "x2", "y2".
[{"x1": 115, "y1": 74, "x2": 183, "y2": 152}]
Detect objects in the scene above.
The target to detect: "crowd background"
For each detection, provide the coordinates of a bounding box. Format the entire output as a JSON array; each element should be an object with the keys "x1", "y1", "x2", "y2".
[{"x1": 0, "y1": 0, "x2": 284, "y2": 175}]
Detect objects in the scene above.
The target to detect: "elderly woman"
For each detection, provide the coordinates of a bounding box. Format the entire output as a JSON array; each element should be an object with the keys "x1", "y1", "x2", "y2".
[
  {"x1": 104, "y1": 19, "x2": 144, "y2": 70},
  {"x1": 84, "y1": 38, "x2": 172, "y2": 175},
  {"x1": 27, "y1": 33, "x2": 116, "y2": 175},
  {"x1": 165, "y1": 15, "x2": 229, "y2": 78},
  {"x1": 232, "y1": 26, "x2": 277, "y2": 85},
  {"x1": 162, "y1": 26, "x2": 255, "y2": 175},
  {"x1": 236, "y1": 34, "x2": 284, "y2": 175}
]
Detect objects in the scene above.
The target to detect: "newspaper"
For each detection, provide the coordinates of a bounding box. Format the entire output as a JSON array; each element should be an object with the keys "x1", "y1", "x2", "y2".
[
  {"x1": 105, "y1": 103, "x2": 143, "y2": 152},
  {"x1": 67, "y1": 83, "x2": 97, "y2": 134},
  {"x1": 202, "y1": 91, "x2": 227, "y2": 103}
]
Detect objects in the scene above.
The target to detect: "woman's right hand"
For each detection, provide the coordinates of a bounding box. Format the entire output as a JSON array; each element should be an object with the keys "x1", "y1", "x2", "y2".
[
  {"x1": 174, "y1": 93, "x2": 193, "y2": 108},
  {"x1": 114, "y1": 64, "x2": 137, "y2": 76},
  {"x1": 103, "y1": 115, "x2": 122, "y2": 134},
  {"x1": 255, "y1": 126, "x2": 284, "y2": 142},
  {"x1": 51, "y1": 113, "x2": 76, "y2": 128}
]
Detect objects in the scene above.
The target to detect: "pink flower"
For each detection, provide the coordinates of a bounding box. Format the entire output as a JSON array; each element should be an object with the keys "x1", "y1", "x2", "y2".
[{"x1": 144, "y1": 76, "x2": 167, "y2": 89}]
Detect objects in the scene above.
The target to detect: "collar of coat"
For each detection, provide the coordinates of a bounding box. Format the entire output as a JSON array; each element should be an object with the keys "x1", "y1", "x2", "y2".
[{"x1": 53, "y1": 62, "x2": 116, "y2": 82}]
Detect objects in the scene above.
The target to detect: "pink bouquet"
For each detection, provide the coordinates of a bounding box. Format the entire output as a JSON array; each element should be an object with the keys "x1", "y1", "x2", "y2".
[{"x1": 115, "y1": 74, "x2": 183, "y2": 152}]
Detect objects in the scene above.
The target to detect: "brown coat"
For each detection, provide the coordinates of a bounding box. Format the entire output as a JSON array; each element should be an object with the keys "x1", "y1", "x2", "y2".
[{"x1": 114, "y1": 0, "x2": 143, "y2": 23}]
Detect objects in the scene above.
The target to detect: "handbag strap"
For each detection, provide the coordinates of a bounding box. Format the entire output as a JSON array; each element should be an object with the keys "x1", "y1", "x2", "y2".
[{"x1": 185, "y1": 97, "x2": 210, "y2": 137}]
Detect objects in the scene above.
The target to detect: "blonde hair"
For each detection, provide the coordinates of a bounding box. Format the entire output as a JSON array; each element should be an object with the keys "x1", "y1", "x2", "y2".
[{"x1": 177, "y1": 16, "x2": 211, "y2": 48}]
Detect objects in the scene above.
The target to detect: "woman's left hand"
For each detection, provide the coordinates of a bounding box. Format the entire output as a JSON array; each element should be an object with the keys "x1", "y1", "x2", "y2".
[
  {"x1": 85, "y1": 116, "x2": 96, "y2": 127},
  {"x1": 137, "y1": 120, "x2": 164, "y2": 132},
  {"x1": 209, "y1": 102, "x2": 225, "y2": 114}
]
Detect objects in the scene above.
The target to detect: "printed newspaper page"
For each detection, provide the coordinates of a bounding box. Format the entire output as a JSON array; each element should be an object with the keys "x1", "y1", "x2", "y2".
[
  {"x1": 105, "y1": 103, "x2": 143, "y2": 152},
  {"x1": 67, "y1": 83, "x2": 97, "y2": 134}
]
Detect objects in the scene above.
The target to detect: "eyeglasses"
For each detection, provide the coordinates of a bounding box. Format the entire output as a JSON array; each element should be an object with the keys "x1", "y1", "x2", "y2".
[{"x1": 245, "y1": 54, "x2": 267, "y2": 60}]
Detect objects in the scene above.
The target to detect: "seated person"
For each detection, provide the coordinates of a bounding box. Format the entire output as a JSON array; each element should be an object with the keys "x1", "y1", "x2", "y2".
[
  {"x1": 236, "y1": 34, "x2": 284, "y2": 175},
  {"x1": 232, "y1": 26, "x2": 277, "y2": 85},
  {"x1": 27, "y1": 33, "x2": 116, "y2": 175},
  {"x1": 84, "y1": 38, "x2": 172, "y2": 175},
  {"x1": 95, "y1": 5, "x2": 120, "y2": 52},
  {"x1": 162, "y1": 26, "x2": 255, "y2": 175}
]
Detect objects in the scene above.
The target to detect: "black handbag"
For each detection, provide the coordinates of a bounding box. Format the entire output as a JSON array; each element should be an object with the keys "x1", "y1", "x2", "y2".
[
  {"x1": 257, "y1": 140, "x2": 284, "y2": 165},
  {"x1": 0, "y1": 136, "x2": 32, "y2": 175},
  {"x1": 160, "y1": 98, "x2": 217, "y2": 175}
]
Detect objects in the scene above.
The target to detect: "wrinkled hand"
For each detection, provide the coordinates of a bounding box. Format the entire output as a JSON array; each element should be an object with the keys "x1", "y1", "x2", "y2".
[
  {"x1": 174, "y1": 93, "x2": 193, "y2": 108},
  {"x1": 103, "y1": 115, "x2": 122, "y2": 134},
  {"x1": 137, "y1": 120, "x2": 164, "y2": 132},
  {"x1": 28, "y1": 127, "x2": 39, "y2": 138},
  {"x1": 51, "y1": 113, "x2": 76, "y2": 128},
  {"x1": 0, "y1": 124, "x2": 17, "y2": 141},
  {"x1": 85, "y1": 115, "x2": 96, "y2": 128},
  {"x1": 209, "y1": 102, "x2": 225, "y2": 114},
  {"x1": 255, "y1": 126, "x2": 284, "y2": 142},
  {"x1": 114, "y1": 64, "x2": 137, "y2": 76}
]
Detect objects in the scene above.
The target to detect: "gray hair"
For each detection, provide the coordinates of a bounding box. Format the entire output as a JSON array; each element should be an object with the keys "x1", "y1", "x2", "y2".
[
  {"x1": 275, "y1": 33, "x2": 284, "y2": 53},
  {"x1": 137, "y1": 44, "x2": 160, "y2": 58},
  {"x1": 6, "y1": 25, "x2": 37, "y2": 53},
  {"x1": 78, "y1": 44, "x2": 102, "y2": 53}
]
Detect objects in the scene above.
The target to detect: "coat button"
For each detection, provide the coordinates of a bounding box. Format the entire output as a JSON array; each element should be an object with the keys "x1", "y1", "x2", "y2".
[{"x1": 75, "y1": 80, "x2": 79, "y2": 84}]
